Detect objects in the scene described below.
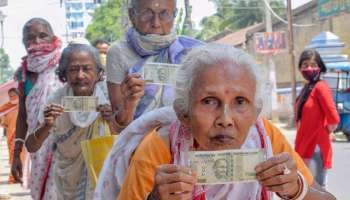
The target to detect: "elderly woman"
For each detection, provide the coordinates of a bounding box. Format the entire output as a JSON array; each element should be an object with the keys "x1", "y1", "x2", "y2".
[
  {"x1": 98, "y1": 44, "x2": 336, "y2": 200},
  {"x1": 11, "y1": 18, "x2": 62, "y2": 199},
  {"x1": 106, "y1": 0, "x2": 202, "y2": 131},
  {"x1": 25, "y1": 44, "x2": 115, "y2": 199}
]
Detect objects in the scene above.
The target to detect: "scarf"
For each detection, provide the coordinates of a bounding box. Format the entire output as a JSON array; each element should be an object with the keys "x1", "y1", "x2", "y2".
[
  {"x1": 25, "y1": 36, "x2": 62, "y2": 133},
  {"x1": 94, "y1": 107, "x2": 274, "y2": 200},
  {"x1": 169, "y1": 121, "x2": 273, "y2": 200},
  {"x1": 126, "y1": 28, "x2": 203, "y2": 118}
]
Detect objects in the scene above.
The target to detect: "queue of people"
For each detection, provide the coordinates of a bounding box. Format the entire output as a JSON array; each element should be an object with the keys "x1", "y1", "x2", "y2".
[{"x1": 0, "y1": 0, "x2": 339, "y2": 199}]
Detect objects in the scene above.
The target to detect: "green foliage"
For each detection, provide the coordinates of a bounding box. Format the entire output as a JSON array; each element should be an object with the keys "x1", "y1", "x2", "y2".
[
  {"x1": 0, "y1": 48, "x2": 14, "y2": 84},
  {"x1": 86, "y1": 0, "x2": 128, "y2": 43},
  {"x1": 196, "y1": 0, "x2": 286, "y2": 40}
]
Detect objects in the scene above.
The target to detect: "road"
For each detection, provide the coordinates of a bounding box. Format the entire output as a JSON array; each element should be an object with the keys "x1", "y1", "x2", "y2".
[{"x1": 0, "y1": 124, "x2": 349, "y2": 200}]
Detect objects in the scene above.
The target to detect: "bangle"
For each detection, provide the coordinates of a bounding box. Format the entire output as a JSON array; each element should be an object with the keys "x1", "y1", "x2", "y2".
[
  {"x1": 14, "y1": 138, "x2": 25, "y2": 143},
  {"x1": 278, "y1": 171, "x2": 309, "y2": 200}
]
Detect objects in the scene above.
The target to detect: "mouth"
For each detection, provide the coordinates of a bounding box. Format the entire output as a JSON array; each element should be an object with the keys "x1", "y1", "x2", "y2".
[{"x1": 210, "y1": 134, "x2": 235, "y2": 144}]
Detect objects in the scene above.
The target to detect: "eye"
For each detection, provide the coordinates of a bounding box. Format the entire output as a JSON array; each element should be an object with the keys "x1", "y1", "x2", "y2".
[
  {"x1": 39, "y1": 32, "x2": 49, "y2": 39},
  {"x1": 201, "y1": 97, "x2": 219, "y2": 107},
  {"x1": 235, "y1": 96, "x2": 249, "y2": 105}
]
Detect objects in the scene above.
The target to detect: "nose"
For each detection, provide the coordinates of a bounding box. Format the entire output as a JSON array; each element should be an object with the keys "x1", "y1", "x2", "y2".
[
  {"x1": 215, "y1": 105, "x2": 233, "y2": 128},
  {"x1": 151, "y1": 14, "x2": 161, "y2": 28},
  {"x1": 77, "y1": 68, "x2": 86, "y2": 79}
]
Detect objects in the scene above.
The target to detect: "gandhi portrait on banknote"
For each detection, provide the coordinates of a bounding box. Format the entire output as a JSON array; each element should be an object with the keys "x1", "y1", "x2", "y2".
[
  {"x1": 157, "y1": 67, "x2": 168, "y2": 83},
  {"x1": 213, "y1": 158, "x2": 229, "y2": 180}
]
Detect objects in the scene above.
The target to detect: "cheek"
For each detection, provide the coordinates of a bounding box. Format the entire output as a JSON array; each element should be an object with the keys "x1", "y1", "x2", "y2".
[{"x1": 190, "y1": 107, "x2": 216, "y2": 147}]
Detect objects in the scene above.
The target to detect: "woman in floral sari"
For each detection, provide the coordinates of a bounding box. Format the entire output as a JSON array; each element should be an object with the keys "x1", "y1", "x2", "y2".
[
  {"x1": 26, "y1": 43, "x2": 116, "y2": 200},
  {"x1": 11, "y1": 18, "x2": 62, "y2": 200}
]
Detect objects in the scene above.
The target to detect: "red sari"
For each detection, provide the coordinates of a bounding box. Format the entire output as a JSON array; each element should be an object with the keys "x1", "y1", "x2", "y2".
[{"x1": 295, "y1": 80, "x2": 339, "y2": 169}]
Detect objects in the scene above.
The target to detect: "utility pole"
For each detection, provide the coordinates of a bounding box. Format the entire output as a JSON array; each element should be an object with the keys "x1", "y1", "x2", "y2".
[
  {"x1": 287, "y1": 0, "x2": 297, "y2": 124},
  {"x1": 264, "y1": 0, "x2": 278, "y2": 121}
]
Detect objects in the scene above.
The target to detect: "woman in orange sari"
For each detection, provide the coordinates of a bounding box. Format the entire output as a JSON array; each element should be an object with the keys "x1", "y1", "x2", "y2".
[{"x1": 0, "y1": 88, "x2": 20, "y2": 183}]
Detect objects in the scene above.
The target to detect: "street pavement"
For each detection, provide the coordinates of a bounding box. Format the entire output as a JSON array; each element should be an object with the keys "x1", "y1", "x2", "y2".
[{"x1": 0, "y1": 124, "x2": 349, "y2": 200}]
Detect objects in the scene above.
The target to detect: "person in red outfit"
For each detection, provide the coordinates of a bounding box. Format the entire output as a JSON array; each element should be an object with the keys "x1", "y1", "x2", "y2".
[{"x1": 295, "y1": 49, "x2": 340, "y2": 188}]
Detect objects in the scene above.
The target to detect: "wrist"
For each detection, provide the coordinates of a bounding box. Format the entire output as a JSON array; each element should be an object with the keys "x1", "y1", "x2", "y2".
[{"x1": 278, "y1": 171, "x2": 309, "y2": 200}]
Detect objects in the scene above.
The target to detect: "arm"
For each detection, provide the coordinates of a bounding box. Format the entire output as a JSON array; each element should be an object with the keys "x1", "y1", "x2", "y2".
[
  {"x1": 108, "y1": 75, "x2": 145, "y2": 132},
  {"x1": 259, "y1": 119, "x2": 336, "y2": 199},
  {"x1": 316, "y1": 81, "x2": 340, "y2": 125},
  {"x1": 25, "y1": 104, "x2": 63, "y2": 153},
  {"x1": 11, "y1": 94, "x2": 27, "y2": 182}
]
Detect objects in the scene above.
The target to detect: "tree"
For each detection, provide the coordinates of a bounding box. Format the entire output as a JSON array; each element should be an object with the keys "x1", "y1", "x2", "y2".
[
  {"x1": 197, "y1": 0, "x2": 286, "y2": 40},
  {"x1": 85, "y1": 0, "x2": 129, "y2": 43},
  {"x1": 0, "y1": 48, "x2": 14, "y2": 84}
]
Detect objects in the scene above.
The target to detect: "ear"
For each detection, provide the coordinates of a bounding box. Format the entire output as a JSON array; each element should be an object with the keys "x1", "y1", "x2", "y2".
[
  {"x1": 128, "y1": 8, "x2": 136, "y2": 27},
  {"x1": 173, "y1": 99, "x2": 190, "y2": 127}
]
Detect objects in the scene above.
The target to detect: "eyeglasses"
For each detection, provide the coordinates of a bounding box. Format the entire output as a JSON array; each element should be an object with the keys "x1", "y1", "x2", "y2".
[{"x1": 133, "y1": 9, "x2": 176, "y2": 22}]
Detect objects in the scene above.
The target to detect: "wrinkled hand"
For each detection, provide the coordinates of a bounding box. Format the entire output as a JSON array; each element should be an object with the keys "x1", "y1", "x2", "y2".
[
  {"x1": 98, "y1": 104, "x2": 113, "y2": 121},
  {"x1": 255, "y1": 152, "x2": 300, "y2": 198},
  {"x1": 150, "y1": 164, "x2": 197, "y2": 200},
  {"x1": 120, "y1": 74, "x2": 145, "y2": 109},
  {"x1": 44, "y1": 104, "x2": 64, "y2": 128},
  {"x1": 11, "y1": 156, "x2": 23, "y2": 183}
]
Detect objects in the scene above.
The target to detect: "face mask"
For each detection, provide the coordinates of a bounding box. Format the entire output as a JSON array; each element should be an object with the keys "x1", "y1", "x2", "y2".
[
  {"x1": 301, "y1": 67, "x2": 321, "y2": 82},
  {"x1": 10, "y1": 99, "x2": 19, "y2": 105},
  {"x1": 100, "y1": 53, "x2": 107, "y2": 67}
]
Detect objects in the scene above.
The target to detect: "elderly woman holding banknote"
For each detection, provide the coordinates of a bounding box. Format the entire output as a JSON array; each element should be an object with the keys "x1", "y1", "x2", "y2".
[
  {"x1": 102, "y1": 44, "x2": 336, "y2": 200},
  {"x1": 25, "y1": 43, "x2": 116, "y2": 200},
  {"x1": 106, "y1": 0, "x2": 202, "y2": 132}
]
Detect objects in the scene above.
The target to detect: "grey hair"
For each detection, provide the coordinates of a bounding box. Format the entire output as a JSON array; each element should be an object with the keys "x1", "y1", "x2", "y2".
[
  {"x1": 174, "y1": 43, "x2": 263, "y2": 114},
  {"x1": 22, "y1": 18, "x2": 54, "y2": 46},
  {"x1": 56, "y1": 43, "x2": 103, "y2": 82},
  {"x1": 128, "y1": 0, "x2": 177, "y2": 9}
]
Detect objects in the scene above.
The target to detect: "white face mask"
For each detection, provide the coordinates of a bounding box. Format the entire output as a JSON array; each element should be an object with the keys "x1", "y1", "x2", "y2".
[{"x1": 10, "y1": 99, "x2": 19, "y2": 105}]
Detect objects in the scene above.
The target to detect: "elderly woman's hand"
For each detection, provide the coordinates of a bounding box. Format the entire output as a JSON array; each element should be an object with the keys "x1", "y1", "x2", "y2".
[
  {"x1": 98, "y1": 104, "x2": 113, "y2": 121},
  {"x1": 43, "y1": 104, "x2": 64, "y2": 128},
  {"x1": 255, "y1": 152, "x2": 300, "y2": 199},
  {"x1": 120, "y1": 74, "x2": 145, "y2": 109},
  {"x1": 148, "y1": 164, "x2": 196, "y2": 200}
]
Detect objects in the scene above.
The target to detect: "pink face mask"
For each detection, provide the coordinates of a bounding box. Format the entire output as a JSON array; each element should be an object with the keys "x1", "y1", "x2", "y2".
[{"x1": 301, "y1": 67, "x2": 321, "y2": 82}]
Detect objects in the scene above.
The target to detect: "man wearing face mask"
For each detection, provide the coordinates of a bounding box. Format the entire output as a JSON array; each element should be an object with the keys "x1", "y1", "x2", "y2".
[
  {"x1": 0, "y1": 88, "x2": 20, "y2": 184},
  {"x1": 105, "y1": 0, "x2": 203, "y2": 132},
  {"x1": 93, "y1": 38, "x2": 110, "y2": 68}
]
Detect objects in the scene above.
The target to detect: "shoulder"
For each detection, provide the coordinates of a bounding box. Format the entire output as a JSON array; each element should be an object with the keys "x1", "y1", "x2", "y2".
[
  {"x1": 314, "y1": 80, "x2": 331, "y2": 91},
  {"x1": 178, "y1": 36, "x2": 204, "y2": 48},
  {"x1": 133, "y1": 128, "x2": 171, "y2": 164}
]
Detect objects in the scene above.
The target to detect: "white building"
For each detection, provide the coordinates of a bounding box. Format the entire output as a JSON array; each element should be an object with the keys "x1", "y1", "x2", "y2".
[{"x1": 64, "y1": 0, "x2": 102, "y2": 40}]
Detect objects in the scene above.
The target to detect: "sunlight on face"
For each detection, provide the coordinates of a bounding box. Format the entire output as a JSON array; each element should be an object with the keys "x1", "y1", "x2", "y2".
[{"x1": 187, "y1": 63, "x2": 258, "y2": 151}]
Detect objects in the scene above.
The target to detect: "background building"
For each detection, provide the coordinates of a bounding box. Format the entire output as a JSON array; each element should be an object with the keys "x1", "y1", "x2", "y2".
[{"x1": 64, "y1": 0, "x2": 103, "y2": 40}]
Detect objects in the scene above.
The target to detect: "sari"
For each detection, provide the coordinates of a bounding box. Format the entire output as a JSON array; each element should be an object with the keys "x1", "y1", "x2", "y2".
[
  {"x1": 0, "y1": 102, "x2": 19, "y2": 183},
  {"x1": 38, "y1": 82, "x2": 110, "y2": 200}
]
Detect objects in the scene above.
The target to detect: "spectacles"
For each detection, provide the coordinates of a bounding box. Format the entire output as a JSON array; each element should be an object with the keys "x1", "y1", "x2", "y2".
[{"x1": 133, "y1": 9, "x2": 176, "y2": 22}]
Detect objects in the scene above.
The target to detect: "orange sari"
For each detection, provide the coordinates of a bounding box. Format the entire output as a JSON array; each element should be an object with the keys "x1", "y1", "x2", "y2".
[{"x1": 0, "y1": 102, "x2": 19, "y2": 183}]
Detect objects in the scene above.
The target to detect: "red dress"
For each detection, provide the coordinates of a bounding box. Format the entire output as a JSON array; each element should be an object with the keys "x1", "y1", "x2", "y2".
[{"x1": 295, "y1": 80, "x2": 339, "y2": 169}]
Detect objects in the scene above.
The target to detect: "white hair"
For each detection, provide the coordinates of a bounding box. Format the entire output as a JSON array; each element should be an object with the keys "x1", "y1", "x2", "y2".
[
  {"x1": 128, "y1": 0, "x2": 177, "y2": 9},
  {"x1": 174, "y1": 43, "x2": 263, "y2": 114}
]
